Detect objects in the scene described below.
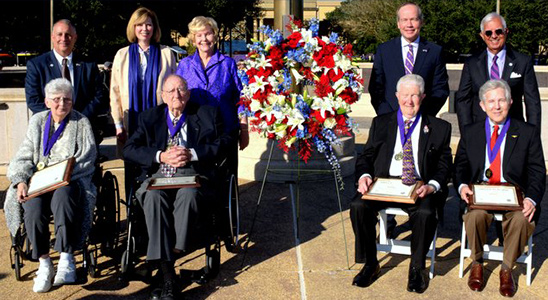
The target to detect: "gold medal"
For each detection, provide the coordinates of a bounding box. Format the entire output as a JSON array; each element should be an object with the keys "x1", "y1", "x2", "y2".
[
  {"x1": 37, "y1": 162, "x2": 45, "y2": 171},
  {"x1": 395, "y1": 152, "x2": 403, "y2": 161},
  {"x1": 485, "y1": 168, "x2": 493, "y2": 179}
]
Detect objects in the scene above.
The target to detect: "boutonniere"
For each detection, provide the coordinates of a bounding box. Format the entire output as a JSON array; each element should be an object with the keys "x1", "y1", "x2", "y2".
[{"x1": 423, "y1": 125, "x2": 429, "y2": 134}]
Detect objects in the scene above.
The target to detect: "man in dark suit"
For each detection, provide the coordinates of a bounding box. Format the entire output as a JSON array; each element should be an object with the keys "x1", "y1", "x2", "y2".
[
  {"x1": 369, "y1": 2, "x2": 449, "y2": 116},
  {"x1": 123, "y1": 74, "x2": 231, "y2": 300},
  {"x1": 455, "y1": 12, "x2": 541, "y2": 134},
  {"x1": 25, "y1": 19, "x2": 107, "y2": 141},
  {"x1": 351, "y1": 74, "x2": 452, "y2": 293},
  {"x1": 454, "y1": 79, "x2": 545, "y2": 297}
]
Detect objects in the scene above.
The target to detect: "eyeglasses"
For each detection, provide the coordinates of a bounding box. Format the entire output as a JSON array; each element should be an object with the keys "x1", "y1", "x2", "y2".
[
  {"x1": 484, "y1": 28, "x2": 505, "y2": 37},
  {"x1": 163, "y1": 87, "x2": 187, "y2": 95},
  {"x1": 48, "y1": 97, "x2": 72, "y2": 104}
]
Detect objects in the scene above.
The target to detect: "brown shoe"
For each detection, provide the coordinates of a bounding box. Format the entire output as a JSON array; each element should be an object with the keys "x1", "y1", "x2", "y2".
[
  {"x1": 499, "y1": 269, "x2": 516, "y2": 297},
  {"x1": 468, "y1": 263, "x2": 484, "y2": 291}
]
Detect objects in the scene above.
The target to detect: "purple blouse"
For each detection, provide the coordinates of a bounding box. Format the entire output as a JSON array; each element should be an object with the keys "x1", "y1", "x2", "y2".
[{"x1": 176, "y1": 50, "x2": 242, "y2": 132}]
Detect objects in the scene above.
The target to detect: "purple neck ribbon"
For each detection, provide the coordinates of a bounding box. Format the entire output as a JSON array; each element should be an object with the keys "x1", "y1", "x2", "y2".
[
  {"x1": 397, "y1": 109, "x2": 421, "y2": 147},
  {"x1": 166, "y1": 107, "x2": 186, "y2": 139},
  {"x1": 485, "y1": 118, "x2": 510, "y2": 164},
  {"x1": 43, "y1": 111, "x2": 69, "y2": 156}
]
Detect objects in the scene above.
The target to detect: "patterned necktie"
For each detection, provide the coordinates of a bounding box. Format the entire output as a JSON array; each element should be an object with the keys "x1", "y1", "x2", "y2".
[
  {"x1": 160, "y1": 117, "x2": 180, "y2": 177},
  {"x1": 490, "y1": 55, "x2": 500, "y2": 80},
  {"x1": 62, "y1": 58, "x2": 71, "y2": 82},
  {"x1": 405, "y1": 44, "x2": 414, "y2": 75},
  {"x1": 401, "y1": 119, "x2": 416, "y2": 185},
  {"x1": 488, "y1": 125, "x2": 501, "y2": 184}
]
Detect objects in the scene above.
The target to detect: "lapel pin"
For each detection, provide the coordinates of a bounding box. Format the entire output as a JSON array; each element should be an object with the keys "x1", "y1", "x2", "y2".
[
  {"x1": 511, "y1": 134, "x2": 518, "y2": 138},
  {"x1": 49, "y1": 64, "x2": 54, "y2": 67},
  {"x1": 423, "y1": 125, "x2": 429, "y2": 134},
  {"x1": 75, "y1": 63, "x2": 81, "y2": 67},
  {"x1": 509, "y1": 62, "x2": 513, "y2": 66},
  {"x1": 422, "y1": 49, "x2": 428, "y2": 52}
]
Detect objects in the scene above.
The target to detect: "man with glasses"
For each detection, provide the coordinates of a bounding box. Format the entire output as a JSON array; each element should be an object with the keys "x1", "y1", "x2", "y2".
[
  {"x1": 369, "y1": 2, "x2": 449, "y2": 117},
  {"x1": 123, "y1": 74, "x2": 232, "y2": 300},
  {"x1": 455, "y1": 12, "x2": 541, "y2": 134}
]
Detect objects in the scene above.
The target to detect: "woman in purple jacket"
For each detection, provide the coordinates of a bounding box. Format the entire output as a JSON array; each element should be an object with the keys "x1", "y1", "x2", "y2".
[{"x1": 176, "y1": 16, "x2": 248, "y2": 176}]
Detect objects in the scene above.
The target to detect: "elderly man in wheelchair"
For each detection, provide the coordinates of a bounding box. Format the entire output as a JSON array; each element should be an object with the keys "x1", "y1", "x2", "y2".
[{"x1": 123, "y1": 74, "x2": 233, "y2": 300}]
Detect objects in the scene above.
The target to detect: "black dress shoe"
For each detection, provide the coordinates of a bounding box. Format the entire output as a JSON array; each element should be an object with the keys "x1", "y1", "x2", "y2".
[
  {"x1": 352, "y1": 264, "x2": 381, "y2": 288},
  {"x1": 407, "y1": 266, "x2": 428, "y2": 293},
  {"x1": 149, "y1": 287, "x2": 162, "y2": 300},
  {"x1": 160, "y1": 279, "x2": 178, "y2": 300}
]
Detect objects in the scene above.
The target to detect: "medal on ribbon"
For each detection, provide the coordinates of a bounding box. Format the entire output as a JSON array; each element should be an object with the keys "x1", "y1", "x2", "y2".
[
  {"x1": 484, "y1": 118, "x2": 510, "y2": 179},
  {"x1": 36, "y1": 161, "x2": 45, "y2": 171},
  {"x1": 395, "y1": 152, "x2": 403, "y2": 161},
  {"x1": 165, "y1": 107, "x2": 186, "y2": 148},
  {"x1": 485, "y1": 168, "x2": 493, "y2": 179},
  {"x1": 42, "y1": 111, "x2": 69, "y2": 157}
]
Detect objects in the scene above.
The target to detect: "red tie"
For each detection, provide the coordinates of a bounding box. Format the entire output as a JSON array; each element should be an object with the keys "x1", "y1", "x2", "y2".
[{"x1": 489, "y1": 125, "x2": 501, "y2": 184}]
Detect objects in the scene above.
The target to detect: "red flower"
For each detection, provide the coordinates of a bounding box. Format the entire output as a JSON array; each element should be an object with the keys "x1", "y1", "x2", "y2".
[
  {"x1": 286, "y1": 31, "x2": 303, "y2": 48},
  {"x1": 313, "y1": 43, "x2": 338, "y2": 68},
  {"x1": 256, "y1": 67, "x2": 273, "y2": 78},
  {"x1": 339, "y1": 87, "x2": 359, "y2": 104},
  {"x1": 298, "y1": 139, "x2": 313, "y2": 163},
  {"x1": 315, "y1": 74, "x2": 335, "y2": 97},
  {"x1": 343, "y1": 44, "x2": 354, "y2": 58},
  {"x1": 267, "y1": 46, "x2": 284, "y2": 71},
  {"x1": 300, "y1": 66, "x2": 314, "y2": 81},
  {"x1": 327, "y1": 69, "x2": 344, "y2": 82}
]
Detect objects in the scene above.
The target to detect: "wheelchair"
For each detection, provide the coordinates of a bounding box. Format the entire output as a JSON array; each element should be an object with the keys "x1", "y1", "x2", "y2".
[
  {"x1": 119, "y1": 158, "x2": 240, "y2": 283},
  {"x1": 9, "y1": 166, "x2": 122, "y2": 281}
]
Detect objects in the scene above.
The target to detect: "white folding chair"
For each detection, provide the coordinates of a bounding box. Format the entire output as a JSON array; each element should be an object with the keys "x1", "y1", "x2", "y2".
[
  {"x1": 377, "y1": 207, "x2": 437, "y2": 279},
  {"x1": 458, "y1": 211, "x2": 533, "y2": 286}
]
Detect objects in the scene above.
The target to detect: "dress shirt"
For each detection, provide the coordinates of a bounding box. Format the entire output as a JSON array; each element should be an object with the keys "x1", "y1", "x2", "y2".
[
  {"x1": 361, "y1": 114, "x2": 441, "y2": 192},
  {"x1": 486, "y1": 46, "x2": 506, "y2": 77},
  {"x1": 52, "y1": 50, "x2": 74, "y2": 85},
  {"x1": 155, "y1": 110, "x2": 198, "y2": 163},
  {"x1": 400, "y1": 36, "x2": 419, "y2": 68},
  {"x1": 138, "y1": 46, "x2": 149, "y2": 82}
]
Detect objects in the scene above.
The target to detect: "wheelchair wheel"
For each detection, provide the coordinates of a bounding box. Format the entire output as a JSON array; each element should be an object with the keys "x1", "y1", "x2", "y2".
[
  {"x1": 13, "y1": 250, "x2": 22, "y2": 281},
  {"x1": 96, "y1": 171, "x2": 121, "y2": 257},
  {"x1": 225, "y1": 174, "x2": 240, "y2": 253},
  {"x1": 120, "y1": 225, "x2": 136, "y2": 281}
]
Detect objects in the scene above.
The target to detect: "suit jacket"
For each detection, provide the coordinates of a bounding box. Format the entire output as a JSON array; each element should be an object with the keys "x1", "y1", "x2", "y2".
[
  {"x1": 109, "y1": 45, "x2": 176, "y2": 128},
  {"x1": 455, "y1": 47, "x2": 541, "y2": 134},
  {"x1": 368, "y1": 37, "x2": 449, "y2": 116},
  {"x1": 123, "y1": 102, "x2": 231, "y2": 182},
  {"x1": 25, "y1": 50, "x2": 107, "y2": 121},
  {"x1": 356, "y1": 112, "x2": 453, "y2": 195},
  {"x1": 454, "y1": 119, "x2": 545, "y2": 221}
]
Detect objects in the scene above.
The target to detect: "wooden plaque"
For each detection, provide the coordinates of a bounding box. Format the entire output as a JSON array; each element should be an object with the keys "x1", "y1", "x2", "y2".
[
  {"x1": 147, "y1": 175, "x2": 201, "y2": 190},
  {"x1": 25, "y1": 157, "x2": 75, "y2": 200},
  {"x1": 469, "y1": 183, "x2": 524, "y2": 211},
  {"x1": 361, "y1": 178, "x2": 424, "y2": 204}
]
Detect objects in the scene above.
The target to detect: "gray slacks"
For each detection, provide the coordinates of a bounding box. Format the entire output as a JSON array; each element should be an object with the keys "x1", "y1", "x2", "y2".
[{"x1": 22, "y1": 183, "x2": 82, "y2": 260}]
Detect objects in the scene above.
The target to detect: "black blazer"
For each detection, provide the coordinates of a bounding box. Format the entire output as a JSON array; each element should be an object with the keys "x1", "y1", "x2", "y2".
[
  {"x1": 455, "y1": 47, "x2": 541, "y2": 134},
  {"x1": 368, "y1": 37, "x2": 449, "y2": 116},
  {"x1": 123, "y1": 103, "x2": 232, "y2": 181},
  {"x1": 25, "y1": 51, "x2": 108, "y2": 120},
  {"x1": 356, "y1": 112, "x2": 453, "y2": 193},
  {"x1": 454, "y1": 119, "x2": 546, "y2": 221}
]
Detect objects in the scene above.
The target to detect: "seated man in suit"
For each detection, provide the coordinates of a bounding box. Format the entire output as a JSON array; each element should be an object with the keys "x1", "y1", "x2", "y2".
[
  {"x1": 454, "y1": 79, "x2": 545, "y2": 297},
  {"x1": 123, "y1": 74, "x2": 232, "y2": 300},
  {"x1": 350, "y1": 74, "x2": 452, "y2": 293}
]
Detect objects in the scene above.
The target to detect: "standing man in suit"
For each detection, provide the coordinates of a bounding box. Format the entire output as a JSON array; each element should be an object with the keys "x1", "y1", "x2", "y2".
[
  {"x1": 25, "y1": 19, "x2": 107, "y2": 142},
  {"x1": 350, "y1": 74, "x2": 452, "y2": 293},
  {"x1": 123, "y1": 74, "x2": 232, "y2": 300},
  {"x1": 455, "y1": 13, "x2": 541, "y2": 134},
  {"x1": 454, "y1": 80, "x2": 545, "y2": 297},
  {"x1": 369, "y1": 2, "x2": 449, "y2": 116}
]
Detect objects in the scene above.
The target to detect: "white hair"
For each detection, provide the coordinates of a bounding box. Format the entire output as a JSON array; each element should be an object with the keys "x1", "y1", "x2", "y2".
[
  {"x1": 396, "y1": 74, "x2": 425, "y2": 95},
  {"x1": 479, "y1": 79, "x2": 511, "y2": 103},
  {"x1": 44, "y1": 78, "x2": 73, "y2": 98},
  {"x1": 480, "y1": 12, "x2": 507, "y2": 32}
]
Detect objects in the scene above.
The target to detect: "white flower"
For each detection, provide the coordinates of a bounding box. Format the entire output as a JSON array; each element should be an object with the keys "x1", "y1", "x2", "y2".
[
  {"x1": 286, "y1": 108, "x2": 306, "y2": 131},
  {"x1": 311, "y1": 95, "x2": 336, "y2": 119},
  {"x1": 248, "y1": 75, "x2": 269, "y2": 94},
  {"x1": 324, "y1": 117, "x2": 336, "y2": 129}
]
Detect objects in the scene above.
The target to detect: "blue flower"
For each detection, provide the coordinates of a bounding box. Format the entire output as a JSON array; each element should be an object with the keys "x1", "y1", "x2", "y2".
[
  {"x1": 329, "y1": 32, "x2": 338, "y2": 44},
  {"x1": 309, "y1": 18, "x2": 320, "y2": 37}
]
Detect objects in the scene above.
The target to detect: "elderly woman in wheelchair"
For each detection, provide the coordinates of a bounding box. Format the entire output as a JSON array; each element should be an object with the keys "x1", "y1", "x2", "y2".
[
  {"x1": 123, "y1": 75, "x2": 232, "y2": 300},
  {"x1": 4, "y1": 78, "x2": 97, "y2": 293}
]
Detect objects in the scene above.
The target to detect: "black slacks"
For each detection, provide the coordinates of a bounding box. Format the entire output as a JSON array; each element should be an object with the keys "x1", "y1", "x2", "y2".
[
  {"x1": 22, "y1": 183, "x2": 82, "y2": 260},
  {"x1": 350, "y1": 193, "x2": 438, "y2": 269}
]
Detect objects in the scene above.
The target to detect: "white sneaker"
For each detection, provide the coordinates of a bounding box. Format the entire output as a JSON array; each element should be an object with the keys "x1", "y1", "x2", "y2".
[
  {"x1": 53, "y1": 258, "x2": 76, "y2": 286},
  {"x1": 33, "y1": 263, "x2": 54, "y2": 293}
]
